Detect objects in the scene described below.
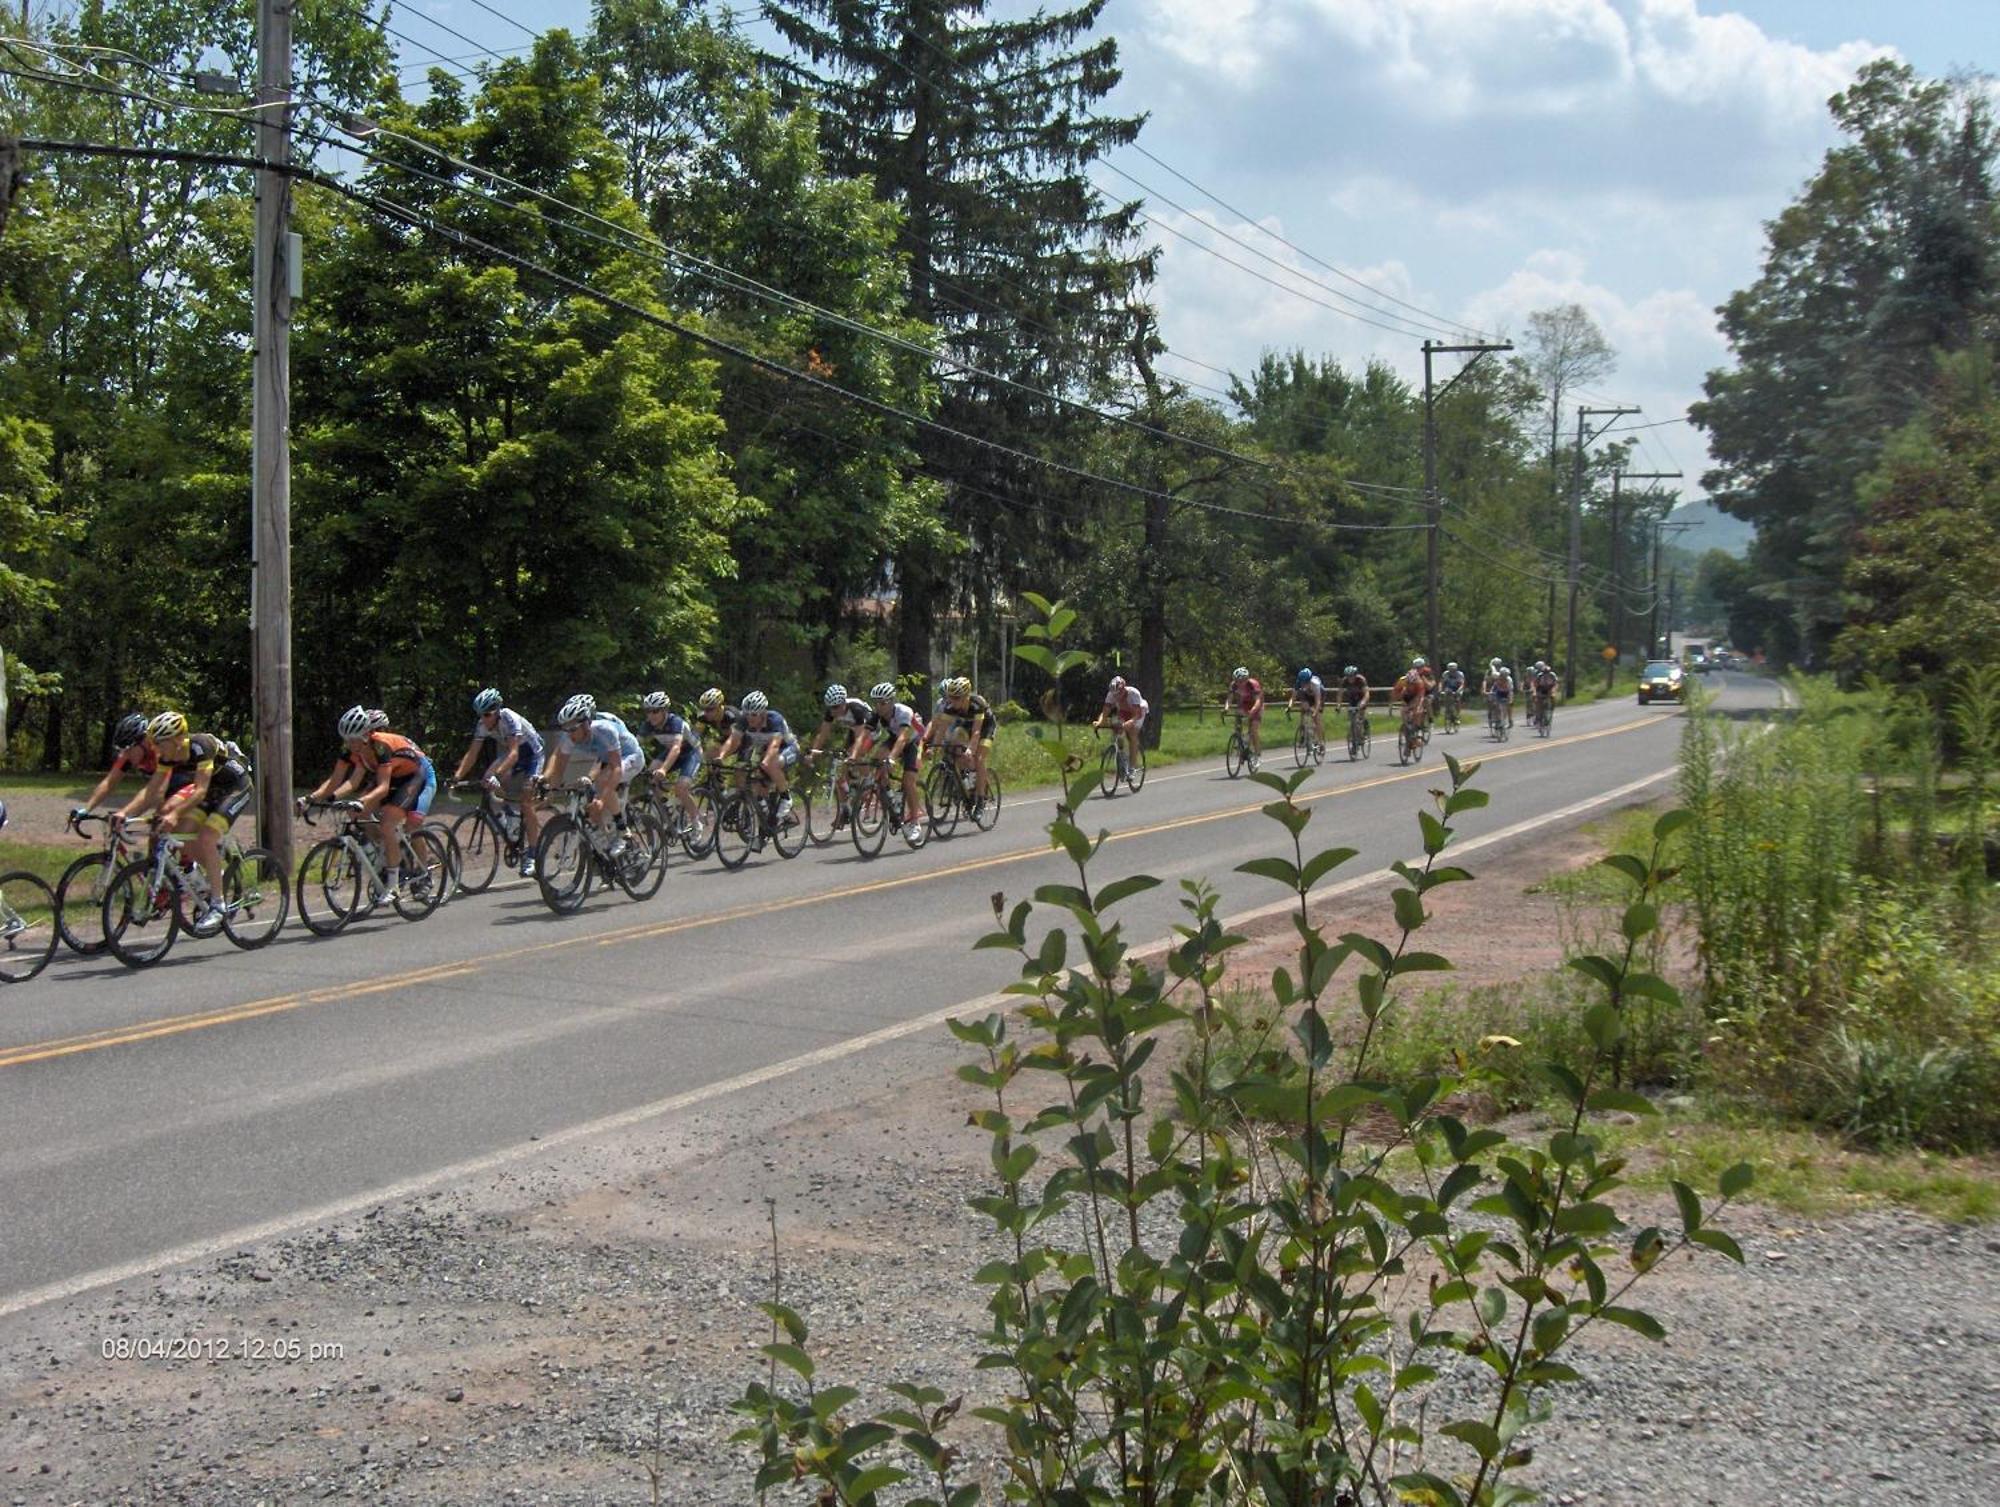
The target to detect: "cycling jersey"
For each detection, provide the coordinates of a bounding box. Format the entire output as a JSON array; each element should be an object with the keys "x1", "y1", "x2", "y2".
[
  {"x1": 1441, "y1": 672, "x2": 1466, "y2": 695},
  {"x1": 1532, "y1": 672, "x2": 1558, "y2": 696},
  {"x1": 347, "y1": 730, "x2": 428, "y2": 781},
  {"x1": 1104, "y1": 686, "x2": 1148, "y2": 719},
  {"x1": 549, "y1": 714, "x2": 639, "y2": 771},
  {"x1": 738, "y1": 710, "x2": 798, "y2": 751},
  {"x1": 163, "y1": 733, "x2": 248, "y2": 793},
  {"x1": 698, "y1": 707, "x2": 741, "y2": 748},
  {"x1": 1487, "y1": 675, "x2": 1514, "y2": 699},
  {"x1": 1393, "y1": 674, "x2": 1427, "y2": 704},
  {"x1": 824, "y1": 698, "x2": 873, "y2": 731},
  {"x1": 640, "y1": 711, "x2": 693, "y2": 754},
  {"x1": 1293, "y1": 677, "x2": 1324, "y2": 706},
  {"x1": 874, "y1": 702, "x2": 923, "y2": 771},
  {"x1": 942, "y1": 694, "x2": 996, "y2": 741},
  {"x1": 110, "y1": 742, "x2": 160, "y2": 779},
  {"x1": 1340, "y1": 675, "x2": 1369, "y2": 706},
  {"x1": 472, "y1": 707, "x2": 543, "y2": 758},
  {"x1": 1230, "y1": 678, "x2": 1263, "y2": 713}
]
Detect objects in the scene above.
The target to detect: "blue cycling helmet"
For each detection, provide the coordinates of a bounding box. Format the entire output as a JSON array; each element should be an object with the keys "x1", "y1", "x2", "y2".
[
  {"x1": 472, "y1": 687, "x2": 503, "y2": 713},
  {"x1": 1296, "y1": 668, "x2": 1314, "y2": 686}
]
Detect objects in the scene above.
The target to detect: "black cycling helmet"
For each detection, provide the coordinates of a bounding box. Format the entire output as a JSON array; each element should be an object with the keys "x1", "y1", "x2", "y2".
[{"x1": 113, "y1": 712, "x2": 149, "y2": 749}]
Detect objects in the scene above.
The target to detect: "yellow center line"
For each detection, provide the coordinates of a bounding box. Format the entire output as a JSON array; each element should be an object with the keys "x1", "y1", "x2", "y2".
[{"x1": 0, "y1": 713, "x2": 1661, "y2": 1069}]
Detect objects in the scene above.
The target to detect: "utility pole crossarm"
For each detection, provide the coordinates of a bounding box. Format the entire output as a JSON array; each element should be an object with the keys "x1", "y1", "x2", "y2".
[{"x1": 1422, "y1": 338, "x2": 1513, "y2": 670}]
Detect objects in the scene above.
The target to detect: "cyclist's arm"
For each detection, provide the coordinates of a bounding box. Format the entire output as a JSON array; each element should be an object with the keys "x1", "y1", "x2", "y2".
[
  {"x1": 83, "y1": 755, "x2": 132, "y2": 810},
  {"x1": 454, "y1": 739, "x2": 482, "y2": 781},
  {"x1": 355, "y1": 761, "x2": 397, "y2": 811},
  {"x1": 116, "y1": 766, "x2": 171, "y2": 823},
  {"x1": 489, "y1": 734, "x2": 523, "y2": 779},
  {"x1": 716, "y1": 729, "x2": 743, "y2": 763},
  {"x1": 164, "y1": 763, "x2": 214, "y2": 820}
]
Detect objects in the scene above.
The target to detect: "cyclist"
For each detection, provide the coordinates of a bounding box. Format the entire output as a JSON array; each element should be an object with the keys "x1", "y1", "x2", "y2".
[
  {"x1": 715, "y1": 690, "x2": 800, "y2": 826},
  {"x1": 810, "y1": 683, "x2": 878, "y2": 829},
  {"x1": 112, "y1": 711, "x2": 253, "y2": 929},
  {"x1": 75, "y1": 712, "x2": 157, "y2": 817},
  {"x1": 542, "y1": 694, "x2": 644, "y2": 852},
  {"x1": 1529, "y1": 661, "x2": 1560, "y2": 727},
  {"x1": 1095, "y1": 675, "x2": 1149, "y2": 775},
  {"x1": 693, "y1": 687, "x2": 737, "y2": 759},
  {"x1": 929, "y1": 676, "x2": 996, "y2": 803},
  {"x1": 1287, "y1": 667, "x2": 1325, "y2": 751},
  {"x1": 1338, "y1": 666, "x2": 1370, "y2": 740},
  {"x1": 453, "y1": 688, "x2": 544, "y2": 877},
  {"x1": 304, "y1": 707, "x2": 436, "y2": 898},
  {"x1": 1483, "y1": 659, "x2": 1515, "y2": 729},
  {"x1": 1393, "y1": 658, "x2": 1432, "y2": 738},
  {"x1": 638, "y1": 691, "x2": 704, "y2": 837},
  {"x1": 1223, "y1": 667, "x2": 1264, "y2": 764},
  {"x1": 867, "y1": 681, "x2": 929, "y2": 842},
  {"x1": 1439, "y1": 662, "x2": 1467, "y2": 728}
]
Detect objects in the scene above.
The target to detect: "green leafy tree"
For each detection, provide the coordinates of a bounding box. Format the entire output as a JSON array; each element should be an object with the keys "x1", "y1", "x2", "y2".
[{"x1": 1693, "y1": 59, "x2": 2000, "y2": 662}]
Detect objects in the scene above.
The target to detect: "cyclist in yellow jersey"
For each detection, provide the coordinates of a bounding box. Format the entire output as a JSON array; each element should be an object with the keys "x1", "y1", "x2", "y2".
[
  {"x1": 112, "y1": 711, "x2": 253, "y2": 928},
  {"x1": 927, "y1": 677, "x2": 996, "y2": 801}
]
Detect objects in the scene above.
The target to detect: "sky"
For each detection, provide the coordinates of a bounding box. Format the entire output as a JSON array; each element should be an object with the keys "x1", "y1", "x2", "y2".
[{"x1": 382, "y1": 0, "x2": 2000, "y2": 502}]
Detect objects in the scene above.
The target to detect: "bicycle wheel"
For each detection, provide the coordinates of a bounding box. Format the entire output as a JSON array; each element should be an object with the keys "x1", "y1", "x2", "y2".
[
  {"x1": 102, "y1": 857, "x2": 179, "y2": 968},
  {"x1": 1310, "y1": 728, "x2": 1325, "y2": 767},
  {"x1": 681, "y1": 788, "x2": 718, "y2": 859},
  {"x1": 296, "y1": 838, "x2": 360, "y2": 935},
  {"x1": 851, "y1": 785, "x2": 887, "y2": 857},
  {"x1": 394, "y1": 828, "x2": 450, "y2": 921},
  {"x1": 55, "y1": 850, "x2": 118, "y2": 956},
  {"x1": 614, "y1": 809, "x2": 669, "y2": 901},
  {"x1": 771, "y1": 793, "x2": 806, "y2": 860},
  {"x1": 972, "y1": 773, "x2": 1002, "y2": 833},
  {"x1": 714, "y1": 794, "x2": 755, "y2": 870},
  {"x1": 1539, "y1": 705, "x2": 1554, "y2": 738},
  {"x1": 1224, "y1": 733, "x2": 1245, "y2": 779},
  {"x1": 806, "y1": 774, "x2": 840, "y2": 846},
  {"x1": 450, "y1": 809, "x2": 503, "y2": 895},
  {"x1": 1292, "y1": 719, "x2": 1310, "y2": 769},
  {"x1": 0, "y1": 873, "x2": 58, "y2": 983},
  {"x1": 1098, "y1": 743, "x2": 1119, "y2": 798},
  {"x1": 925, "y1": 765, "x2": 961, "y2": 839},
  {"x1": 534, "y1": 815, "x2": 593, "y2": 912},
  {"x1": 1128, "y1": 746, "x2": 1148, "y2": 793},
  {"x1": 221, "y1": 847, "x2": 289, "y2": 949}
]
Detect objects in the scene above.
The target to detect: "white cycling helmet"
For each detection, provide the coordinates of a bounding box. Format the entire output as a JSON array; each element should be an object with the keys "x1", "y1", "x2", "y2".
[
  {"x1": 1232, "y1": 666, "x2": 1249, "y2": 681},
  {"x1": 869, "y1": 681, "x2": 896, "y2": 701},
  {"x1": 1109, "y1": 675, "x2": 1126, "y2": 691},
  {"x1": 558, "y1": 693, "x2": 596, "y2": 726},
  {"x1": 366, "y1": 708, "x2": 390, "y2": 732},
  {"x1": 697, "y1": 687, "x2": 724, "y2": 711},
  {"x1": 472, "y1": 687, "x2": 503, "y2": 713},
  {"x1": 337, "y1": 705, "x2": 372, "y2": 740},
  {"x1": 1344, "y1": 665, "x2": 1359, "y2": 677},
  {"x1": 1412, "y1": 656, "x2": 1427, "y2": 669},
  {"x1": 741, "y1": 690, "x2": 770, "y2": 713},
  {"x1": 1446, "y1": 662, "x2": 1458, "y2": 671},
  {"x1": 823, "y1": 683, "x2": 848, "y2": 708},
  {"x1": 147, "y1": 710, "x2": 188, "y2": 741},
  {"x1": 642, "y1": 690, "x2": 671, "y2": 711}
]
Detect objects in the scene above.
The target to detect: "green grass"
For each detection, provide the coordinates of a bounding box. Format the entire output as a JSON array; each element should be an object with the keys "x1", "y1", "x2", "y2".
[
  {"x1": 1596, "y1": 1112, "x2": 2000, "y2": 1223},
  {"x1": 0, "y1": 770, "x2": 97, "y2": 798},
  {"x1": 993, "y1": 706, "x2": 1413, "y2": 793},
  {"x1": 0, "y1": 836, "x2": 73, "y2": 887}
]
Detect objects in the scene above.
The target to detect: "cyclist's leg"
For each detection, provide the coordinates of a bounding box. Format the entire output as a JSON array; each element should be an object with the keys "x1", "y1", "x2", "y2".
[{"x1": 178, "y1": 806, "x2": 226, "y2": 903}]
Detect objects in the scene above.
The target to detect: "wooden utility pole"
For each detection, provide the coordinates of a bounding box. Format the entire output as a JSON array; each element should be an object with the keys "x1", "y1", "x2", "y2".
[
  {"x1": 1609, "y1": 469, "x2": 1679, "y2": 662},
  {"x1": 1421, "y1": 337, "x2": 1511, "y2": 669},
  {"x1": 1566, "y1": 404, "x2": 1636, "y2": 695},
  {"x1": 1648, "y1": 519, "x2": 1697, "y2": 658},
  {"x1": 251, "y1": 0, "x2": 294, "y2": 865}
]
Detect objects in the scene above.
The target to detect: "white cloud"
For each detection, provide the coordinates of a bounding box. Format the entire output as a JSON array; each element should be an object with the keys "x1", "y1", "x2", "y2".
[
  {"x1": 1461, "y1": 249, "x2": 1723, "y2": 368},
  {"x1": 1141, "y1": 0, "x2": 1284, "y2": 86}
]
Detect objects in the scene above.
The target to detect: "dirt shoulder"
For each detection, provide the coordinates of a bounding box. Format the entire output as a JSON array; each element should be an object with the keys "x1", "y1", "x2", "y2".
[{"x1": 3, "y1": 805, "x2": 1996, "y2": 1506}]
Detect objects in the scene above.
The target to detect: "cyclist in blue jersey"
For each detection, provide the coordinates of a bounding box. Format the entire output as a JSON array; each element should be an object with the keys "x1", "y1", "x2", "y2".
[
  {"x1": 542, "y1": 693, "x2": 643, "y2": 849},
  {"x1": 454, "y1": 687, "x2": 544, "y2": 876},
  {"x1": 715, "y1": 690, "x2": 800, "y2": 826},
  {"x1": 638, "y1": 690, "x2": 704, "y2": 834},
  {"x1": 1288, "y1": 668, "x2": 1326, "y2": 749}
]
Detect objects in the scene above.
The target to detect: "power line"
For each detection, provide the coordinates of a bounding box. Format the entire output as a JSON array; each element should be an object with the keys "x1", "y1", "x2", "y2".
[{"x1": 1127, "y1": 142, "x2": 1496, "y2": 343}]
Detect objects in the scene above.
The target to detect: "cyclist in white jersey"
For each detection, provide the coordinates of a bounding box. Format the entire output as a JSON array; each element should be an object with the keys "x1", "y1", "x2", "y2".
[
  {"x1": 543, "y1": 694, "x2": 642, "y2": 847},
  {"x1": 1094, "y1": 675, "x2": 1149, "y2": 774}
]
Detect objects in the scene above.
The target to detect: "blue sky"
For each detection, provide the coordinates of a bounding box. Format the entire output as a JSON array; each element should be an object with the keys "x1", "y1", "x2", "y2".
[{"x1": 390, "y1": 1, "x2": 2000, "y2": 498}]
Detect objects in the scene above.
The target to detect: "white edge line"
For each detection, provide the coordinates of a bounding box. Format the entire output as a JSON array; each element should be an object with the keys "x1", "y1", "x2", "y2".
[{"x1": 0, "y1": 763, "x2": 1676, "y2": 1321}]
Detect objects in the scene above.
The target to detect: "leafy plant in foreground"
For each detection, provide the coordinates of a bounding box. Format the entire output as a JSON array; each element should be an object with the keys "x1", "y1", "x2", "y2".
[{"x1": 733, "y1": 758, "x2": 1749, "y2": 1505}]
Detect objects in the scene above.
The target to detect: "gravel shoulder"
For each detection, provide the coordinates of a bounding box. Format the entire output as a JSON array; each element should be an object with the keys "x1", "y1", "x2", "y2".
[{"x1": 3, "y1": 807, "x2": 1996, "y2": 1505}]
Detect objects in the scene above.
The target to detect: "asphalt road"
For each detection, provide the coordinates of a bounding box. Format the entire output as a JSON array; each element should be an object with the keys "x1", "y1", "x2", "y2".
[{"x1": 0, "y1": 673, "x2": 1776, "y2": 1310}]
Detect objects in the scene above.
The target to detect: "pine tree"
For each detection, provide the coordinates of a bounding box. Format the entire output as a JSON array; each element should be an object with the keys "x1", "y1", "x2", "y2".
[{"x1": 763, "y1": 0, "x2": 1153, "y2": 676}]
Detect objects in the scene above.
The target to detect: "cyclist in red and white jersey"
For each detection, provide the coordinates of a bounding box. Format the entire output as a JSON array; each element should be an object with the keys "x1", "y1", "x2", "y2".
[{"x1": 1095, "y1": 676, "x2": 1149, "y2": 774}]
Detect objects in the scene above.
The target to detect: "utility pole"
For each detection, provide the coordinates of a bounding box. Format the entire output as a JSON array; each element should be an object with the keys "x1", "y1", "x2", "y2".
[
  {"x1": 251, "y1": 0, "x2": 294, "y2": 867},
  {"x1": 1609, "y1": 469, "x2": 1680, "y2": 662},
  {"x1": 1566, "y1": 404, "x2": 1637, "y2": 695},
  {"x1": 1422, "y1": 338, "x2": 1512, "y2": 668},
  {"x1": 1647, "y1": 518, "x2": 1697, "y2": 658}
]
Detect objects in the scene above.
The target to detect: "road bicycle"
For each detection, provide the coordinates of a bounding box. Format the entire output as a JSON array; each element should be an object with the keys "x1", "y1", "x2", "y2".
[
  {"x1": 675, "y1": 759, "x2": 731, "y2": 859},
  {"x1": 924, "y1": 740, "x2": 1003, "y2": 838},
  {"x1": 533, "y1": 782, "x2": 668, "y2": 911},
  {"x1": 1487, "y1": 695, "x2": 1512, "y2": 742},
  {"x1": 1290, "y1": 707, "x2": 1326, "y2": 768},
  {"x1": 845, "y1": 756, "x2": 929, "y2": 857},
  {"x1": 1223, "y1": 712, "x2": 1259, "y2": 779},
  {"x1": 1531, "y1": 693, "x2": 1555, "y2": 738},
  {"x1": 1097, "y1": 727, "x2": 1147, "y2": 797},
  {"x1": 100, "y1": 824, "x2": 289, "y2": 967},
  {"x1": 56, "y1": 810, "x2": 145, "y2": 955},
  {"x1": 1397, "y1": 707, "x2": 1429, "y2": 767},
  {"x1": 1441, "y1": 689, "x2": 1462, "y2": 733},
  {"x1": 448, "y1": 780, "x2": 527, "y2": 895},
  {"x1": 0, "y1": 801, "x2": 57, "y2": 983},
  {"x1": 296, "y1": 799, "x2": 451, "y2": 935},
  {"x1": 627, "y1": 768, "x2": 711, "y2": 864},
  {"x1": 711, "y1": 759, "x2": 808, "y2": 870},
  {"x1": 802, "y1": 751, "x2": 847, "y2": 846},
  {"x1": 1345, "y1": 702, "x2": 1373, "y2": 762}
]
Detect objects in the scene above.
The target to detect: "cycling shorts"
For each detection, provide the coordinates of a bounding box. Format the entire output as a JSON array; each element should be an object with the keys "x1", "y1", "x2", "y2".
[
  {"x1": 1491, "y1": 688, "x2": 1512, "y2": 703},
  {"x1": 619, "y1": 750, "x2": 645, "y2": 785},
  {"x1": 659, "y1": 745, "x2": 703, "y2": 782},
  {"x1": 186, "y1": 782, "x2": 252, "y2": 835},
  {"x1": 388, "y1": 758, "x2": 438, "y2": 819},
  {"x1": 888, "y1": 738, "x2": 920, "y2": 774}
]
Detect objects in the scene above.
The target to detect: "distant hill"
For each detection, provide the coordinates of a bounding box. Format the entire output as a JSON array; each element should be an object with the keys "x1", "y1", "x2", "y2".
[{"x1": 1666, "y1": 499, "x2": 1755, "y2": 559}]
